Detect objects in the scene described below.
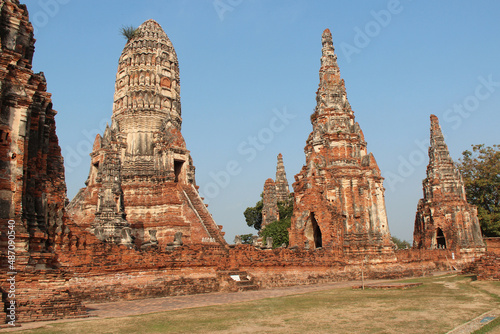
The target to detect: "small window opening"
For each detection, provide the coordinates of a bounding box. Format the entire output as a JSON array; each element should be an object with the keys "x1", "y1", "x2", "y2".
[{"x1": 174, "y1": 160, "x2": 184, "y2": 183}]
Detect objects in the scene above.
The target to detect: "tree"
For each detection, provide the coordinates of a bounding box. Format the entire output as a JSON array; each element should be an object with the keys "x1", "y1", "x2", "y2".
[
  {"x1": 121, "y1": 25, "x2": 138, "y2": 41},
  {"x1": 457, "y1": 144, "x2": 500, "y2": 237},
  {"x1": 261, "y1": 217, "x2": 291, "y2": 248},
  {"x1": 277, "y1": 197, "x2": 294, "y2": 221},
  {"x1": 260, "y1": 195, "x2": 294, "y2": 248},
  {"x1": 391, "y1": 236, "x2": 411, "y2": 250},
  {"x1": 239, "y1": 234, "x2": 254, "y2": 245},
  {"x1": 243, "y1": 193, "x2": 294, "y2": 247},
  {"x1": 243, "y1": 197, "x2": 263, "y2": 230}
]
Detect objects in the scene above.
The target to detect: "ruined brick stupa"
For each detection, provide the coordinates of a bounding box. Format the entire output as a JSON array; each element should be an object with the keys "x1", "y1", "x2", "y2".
[
  {"x1": 67, "y1": 20, "x2": 226, "y2": 248},
  {"x1": 261, "y1": 153, "x2": 291, "y2": 229},
  {"x1": 413, "y1": 115, "x2": 484, "y2": 251},
  {"x1": 289, "y1": 29, "x2": 393, "y2": 255},
  {"x1": 275, "y1": 153, "x2": 290, "y2": 202}
]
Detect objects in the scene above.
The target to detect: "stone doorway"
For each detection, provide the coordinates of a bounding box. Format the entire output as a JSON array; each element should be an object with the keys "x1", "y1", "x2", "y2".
[
  {"x1": 174, "y1": 160, "x2": 184, "y2": 183},
  {"x1": 436, "y1": 228, "x2": 446, "y2": 249},
  {"x1": 311, "y1": 213, "x2": 322, "y2": 248}
]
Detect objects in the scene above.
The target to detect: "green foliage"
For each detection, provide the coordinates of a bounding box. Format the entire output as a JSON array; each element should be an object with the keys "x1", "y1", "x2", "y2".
[
  {"x1": 261, "y1": 217, "x2": 291, "y2": 248},
  {"x1": 261, "y1": 195, "x2": 294, "y2": 248},
  {"x1": 243, "y1": 197, "x2": 263, "y2": 230},
  {"x1": 121, "y1": 25, "x2": 138, "y2": 41},
  {"x1": 458, "y1": 144, "x2": 500, "y2": 237},
  {"x1": 392, "y1": 236, "x2": 411, "y2": 250},
  {"x1": 277, "y1": 195, "x2": 294, "y2": 220},
  {"x1": 243, "y1": 193, "x2": 294, "y2": 246},
  {"x1": 239, "y1": 234, "x2": 254, "y2": 245}
]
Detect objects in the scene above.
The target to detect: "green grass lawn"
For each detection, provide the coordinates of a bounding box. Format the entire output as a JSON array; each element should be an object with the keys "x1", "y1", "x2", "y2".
[{"x1": 17, "y1": 274, "x2": 500, "y2": 334}]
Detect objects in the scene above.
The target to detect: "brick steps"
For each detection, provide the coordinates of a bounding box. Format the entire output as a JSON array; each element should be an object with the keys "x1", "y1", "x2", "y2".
[
  {"x1": 181, "y1": 184, "x2": 226, "y2": 245},
  {"x1": 217, "y1": 269, "x2": 259, "y2": 292}
]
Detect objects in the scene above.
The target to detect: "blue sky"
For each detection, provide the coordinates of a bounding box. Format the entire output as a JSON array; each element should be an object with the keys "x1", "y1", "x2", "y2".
[{"x1": 29, "y1": 0, "x2": 500, "y2": 243}]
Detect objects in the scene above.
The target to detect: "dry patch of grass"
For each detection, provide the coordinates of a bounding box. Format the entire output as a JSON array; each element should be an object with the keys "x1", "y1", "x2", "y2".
[{"x1": 18, "y1": 275, "x2": 500, "y2": 334}]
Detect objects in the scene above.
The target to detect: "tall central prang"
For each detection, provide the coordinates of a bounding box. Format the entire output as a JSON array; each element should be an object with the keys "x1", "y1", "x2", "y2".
[
  {"x1": 289, "y1": 29, "x2": 393, "y2": 256},
  {"x1": 112, "y1": 20, "x2": 184, "y2": 179},
  {"x1": 67, "y1": 20, "x2": 226, "y2": 248}
]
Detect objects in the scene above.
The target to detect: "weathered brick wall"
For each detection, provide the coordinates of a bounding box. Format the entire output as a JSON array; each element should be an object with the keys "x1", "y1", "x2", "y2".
[
  {"x1": 476, "y1": 253, "x2": 500, "y2": 280},
  {"x1": 463, "y1": 252, "x2": 499, "y2": 281},
  {"x1": 0, "y1": 241, "x2": 484, "y2": 324},
  {"x1": 0, "y1": 271, "x2": 87, "y2": 323},
  {"x1": 56, "y1": 243, "x2": 230, "y2": 274},
  {"x1": 52, "y1": 245, "x2": 450, "y2": 305},
  {"x1": 484, "y1": 238, "x2": 500, "y2": 255},
  {"x1": 67, "y1": 269, "x2": 221, "y2": 303}
]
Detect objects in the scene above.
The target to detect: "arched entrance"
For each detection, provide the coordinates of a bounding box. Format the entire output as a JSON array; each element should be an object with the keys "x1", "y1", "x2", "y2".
[
  {"x1": 311, "y1": 213, "x2": 322, "y2": 248},
  {"x1": 436, "y1": 228, "x2": 446, "y2": 249}
]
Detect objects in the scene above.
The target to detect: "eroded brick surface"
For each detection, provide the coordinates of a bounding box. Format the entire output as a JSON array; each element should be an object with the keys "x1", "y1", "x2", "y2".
[
  {"x1": 413, "y1": 115, "x2": 484, "y2": 252},
  {"x1": 275, "y1": 153, "x2": 290, "y2": 202},
  {"x1": 289, "y1": 29, "x2": 393, "y2": 256},
  {"x1": 66, "y1": 20, "x2": 226, "y2": 249},
  {"x1": 261, "y1": 153, "x2": 291, "y2": 229},
  {"x1": 262, "y1": 178, "x2": 278, "y2": 228},
  {"x1": 0, "y1": 3, "x2": 491, "y2": 325},
  {"x1": 0, "y1": 0, "x2": 86, "y2": 322},
  {"x1": 484, "y1": 238, "x2": 500, "y2": 255},
  {"x1": 463, "y1": 252, "x2": 500, "y2": 280}
]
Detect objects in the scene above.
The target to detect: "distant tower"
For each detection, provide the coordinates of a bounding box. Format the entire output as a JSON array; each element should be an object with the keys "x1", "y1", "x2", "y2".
[
  {"x1": 289, "y1": 29, "x2": 393, "y2": 254},
  {"x1": 262, "y1": 179, "x2": 279, "y2": 229},
  {"x1": 67, "y1": 20, "x2": 226, "y2": 248},
  {"x1": 413, "y1": 115, "x2": 484, "y2": 251},
  {"x1": 275, "y1": 153, "x2": 290, "y2": 202}
]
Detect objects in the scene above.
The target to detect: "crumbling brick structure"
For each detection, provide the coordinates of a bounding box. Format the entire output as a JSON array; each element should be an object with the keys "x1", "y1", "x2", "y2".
[
  {"x1": 484, "y1": 238, "x2": 500, "y2": 255},
  {"x1": 261, "y1": 153, "x2": 291, "y2": 228},
  {"x1": 0, "y1": 3, "x2": 489, "y2": 325},
  {"x1": 0, "y1": 0, "x2": 72, "y2": 271},
  {"x1": 262, "y1": 178, "x2": 279, "y2": 228},
  {"x1": 0, "y1": 0, "x2": 86, "y2": 322},
  {"x1": 289, "y1": 29, "x2": 393, "y2": 256},
  {"x1": 463, "y1": 252, "x2": 499, "y2": 280},
  {"x1": 275, "y1": 153, "x2": 290, "y2": 202},
  {"x1": 66, "y1": 20, "x2": 226, "y2": 248},
  {"x1": 413, "y1": 115, "x2": 484, "y2": 252}
]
